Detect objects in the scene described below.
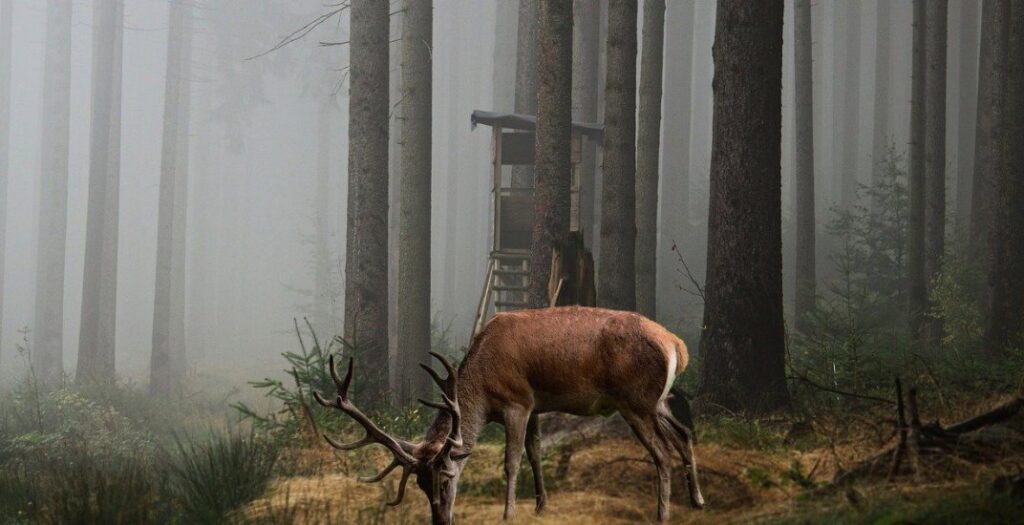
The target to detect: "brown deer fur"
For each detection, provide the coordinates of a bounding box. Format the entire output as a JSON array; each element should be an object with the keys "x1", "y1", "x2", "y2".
[{"x1": 316, "y1": 306, "x2": 704, "y2": 524}]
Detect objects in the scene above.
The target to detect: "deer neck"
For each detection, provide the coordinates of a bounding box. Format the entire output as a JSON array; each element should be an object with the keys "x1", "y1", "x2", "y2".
[{"x1": 423, "y1": 383, "x2": 486, "y2": 452}]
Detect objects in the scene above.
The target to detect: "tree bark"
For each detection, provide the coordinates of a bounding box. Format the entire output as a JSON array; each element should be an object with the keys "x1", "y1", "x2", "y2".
[
  {"x1": 985, "y1": 0, "x2": 1023, "y2": 352},
  {"x1": 924, "y1": 0, "x2": 948, "y2": 345},
  {"x1": 0, "y1": 0, "x2": 11, "y2": 368},
  {"x1": 313, "y1": 97, "x2": 335, "y2": 339},
  {"x1": 32, "y1": 0, "x2": 73, "y2": 388},
  {"x1": 971, "y1": 0, "x2": 1010, "y2": 273},
  {"x1": 529, "y1": 0, "x2": 573, "y2": 310},
  {"x1": 907, "y1": 0, "x2": 927, "y2": 341},
  {"x1": 697, "y1": 0, "x2": 789, "y2": 414},
  {"x1": 573, "y1": 0, "x2": 601, "y2": 251},
  {"x1": 634, "y1": 0, "x2": 664, "y2": 319},
  {"x1": 955, "y1": 0, "x2": 979, "y2": 235},
  {"x1": 598, "y1": 0, "x2": 638, "y2": 312},
  {"x1": 150, "y1": 0, "x2": 191, "y2": 396},
  {"x1": 345, "y1": 0, "x2": 390, "y2": 398},
  {"x1": 397, "y1": 0, "x2": 432, "y2": 403},
  {"x1": 77, "y1": 0, "x2": 124, "y2": 385},
  {"x1": 871, "y1": 0, "x2": 892, "y2": 185},
  {"x1": 794, "y1": 0, "x2": 815, "y2": 332},
  {"x1": 513, "y1": 0, "x2": 539, "y2": 188}
]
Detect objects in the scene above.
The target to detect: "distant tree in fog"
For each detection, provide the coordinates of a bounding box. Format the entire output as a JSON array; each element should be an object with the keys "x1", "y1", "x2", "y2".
[
  {"x1": 697, "y1": 0, "x2": 789, "y2": 413},
  {"x1": 0, "y1": 0, "x2": 11, "y2": 364},
  {"x1": 598, "y1": 0, "x2": 638, "y2": 312},
  {"x1": 634, "y1": 0, "x2": 664, "y2": 319},
  {"x1": 151, "y1": 0, "x2": 193, "y2": 396},
  {"x1": 837, "y1": 0, "x2": 861, "y2": 211},
  {"x1": 397, "y1": 0, "x2": 432, "y2": 403},
  {"x1": 572, "y1": 0, "x2": 601, "y2": 252},
  {"x1": 955, "y1": 0, "x2": 979, "y2": 235},
  {"x1": 924, "y1": 0, "x2": 948, "y2": 345},
  {"x1": 513, "y1": 0, "x2": 538, "y2": 189},
  {"x1": 344, "y1": 0, "x2": 390, "y2": 398},
  {"x1": 794, "y1": 0, "x2": 816, "y2": 333},
  {"x1": 528, "y1": 0, "x2": 573, "y2": 310},
  {"x1": 32, "y1": 0, "x2": 73, "y2": 388},
  {"x1": 871, "y1": 0, "x2": 892, "y2": 189},
  {"x1": 984, "y1": 0, "x2": 1022, "y2": 352},
  {"x1": 907, "y1": 0, "x2": 927, "y2": 342},
  {"x1": 77, "y1": 0, "x2": 124, "y2": 385}
]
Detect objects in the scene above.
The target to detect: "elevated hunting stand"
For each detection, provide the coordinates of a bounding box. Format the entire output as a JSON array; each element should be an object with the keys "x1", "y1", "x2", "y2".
[{"x1": 469, "y1": 110, "x2": 603, "y2": 335}]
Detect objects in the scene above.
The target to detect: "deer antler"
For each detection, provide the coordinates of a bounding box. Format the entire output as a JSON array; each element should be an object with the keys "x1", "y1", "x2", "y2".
[
  {"x1": 419, "y1": 352, "x2": 466, "y2": 475},
  {"x1": 313, "y1": 355, "x2": 417, "y2": 505}
]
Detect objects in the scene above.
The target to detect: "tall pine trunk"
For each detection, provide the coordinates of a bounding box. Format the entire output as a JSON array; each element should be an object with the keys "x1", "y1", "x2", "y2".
[
  {"x1": 955, "y1": 0, "x2": 979, "y2": 234},
  {"x1": 33, "y1": 0, "x2": 73, "y2": 388},
  {"x1": 150, "y1": 0, "x2": 191, "y2": 396},
  {"x1": 635, "y1": 0, "x2": 664, "y2": 319},
  {"x1": 573, "y1": 0, "x2": 601, "y2": 251},
  {"x1": 794, "y1": 0, "x2": 815, "y2": 332},
  {"x1": 971, "y1": 0, "x2": 1010, "y2": 268},
  {"x1": 529, "y1": 0, "x2": 573, "y2": 309},
  {"x1": 984, "y1": 0, "x2": 1021, "y2": 351},
  {"x1": 397, "y1": 0, "x2": 431, "y2": 403},
  {"x1": 871, "y1": 0, "x2": 891, "y2": 185},
  {"x1": 598, "y1": 0, "x2": 638, "y2": 312},
  {"x1": 0, "y1": 0, "x2": 11, "y2": 365},
  {"x1": 908, "y1": 0, "x2": 927, "y2": 341},
  {"x1": 345, "y1": 0, "x2": 390, "y2": 398},
  {"x1": 513, "y1": 0, "x2": 539, "y2": 188},
  {"x1": 77, "y1": 0, "x2": 123, "y2": 385},
  {"x1": 697, "y1": 0, "x2": 789, "y2": 414},
  {"x1": 924, "y1": 0, "x2": 948, "y2": 345}
]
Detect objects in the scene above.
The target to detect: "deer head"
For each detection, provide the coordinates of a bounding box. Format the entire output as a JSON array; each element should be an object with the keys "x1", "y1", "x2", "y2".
[{"x1": 313, "y1": 353, "x2": 469, "y2": 525}]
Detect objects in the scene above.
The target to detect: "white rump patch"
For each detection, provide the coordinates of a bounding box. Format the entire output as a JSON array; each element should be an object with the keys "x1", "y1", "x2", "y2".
[{"x1": 661, "y1": 347, "x2": 677, "y2": 402}]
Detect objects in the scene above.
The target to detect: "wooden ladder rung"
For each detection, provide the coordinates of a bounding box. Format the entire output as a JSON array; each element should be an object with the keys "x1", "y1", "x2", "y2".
[{"x1": 492, "y1": 285, "x2": 528, "y2": 292}]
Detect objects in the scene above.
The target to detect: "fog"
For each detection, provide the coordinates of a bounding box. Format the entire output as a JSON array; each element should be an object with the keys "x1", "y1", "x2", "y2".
[{"x1": 0, "y1": 0, "x2": 982, "y2": 384}]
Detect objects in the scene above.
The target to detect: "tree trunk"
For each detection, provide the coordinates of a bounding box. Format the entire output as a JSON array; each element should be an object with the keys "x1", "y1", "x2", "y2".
[
  {"x1": 573, "y1": 0, "x2": 601, "y2": 251},
  {"x1": 697, "y1": 0, "x2": 789, "y2": 414},
  {"x1": 955, "y1": 0, "x2": 979, "y2": 235},
  {"x1": 77, "y1": 0, "x2": 123, "y2": 385},
  {"x1": 971, "y1": 0, "x2": 1010, "y2": 273},
  {"x1": 32, "y1": 0, "x2": 73, "y2": 389},
  {"x1": 529, "y1": 0, "x2": 573, "y2": 310},
  {"x1": 150, "y1": 0, "x2": 191, "y2": 396},
  {"x1": 513, "y1": 0, "x2": 539, "y2": 188},
  {"x1": 345, "y1": 0, "x2": 390, "y2": 398},
  {"x1": 794, "y1": 0, "x2": 815, "y2": 332},
  {"x1": 871, "y1": 0, "x2": 892, "y2": 185},
  {"x1": 0, "y1": 0, "x2": 11, "y2": 367},
  {"x1": 598, "y1": 0, "x2": 638, "y2": 312},
  {"x1": 924, "y1": 0, "x2": 948, "y2": 345},
  {"x1": 908, "y1": 0, "x2": 927, "y2": 341},
  {"x1": 397, "y1": 0, "x2": 431, "y2": 403},
  {"x1": 984, "y1": 0, "x2": 1022, "y2": 352},
  {"x1": 657, "y1": 0, "x2": 695, "y2": 319},
  {"x1": 634, "y1": 0, "x2": 664, "y2": 319},
  {"x1": 839, "y1": 0, "x2": 861, "y2": 210}
]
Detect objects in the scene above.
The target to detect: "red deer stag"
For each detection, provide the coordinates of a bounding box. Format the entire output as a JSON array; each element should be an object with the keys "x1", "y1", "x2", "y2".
[{"x1": 314, "y1": 306, "x2": 704, "y2": 524}]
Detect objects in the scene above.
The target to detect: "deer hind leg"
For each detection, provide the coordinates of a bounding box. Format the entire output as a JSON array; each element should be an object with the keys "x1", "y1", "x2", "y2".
[
  {"x1": 656, "y1": 405, "x2": 705, "y2": 509},
  {"x1": 622, "y1": 410, "x2": 673, "y2": 522},
  {"x1": 502, "y1": 406, "x2": 530, "y2": 520},
  {"x1": 525, "y1": 413, "x2": 547, "y2": 514}
]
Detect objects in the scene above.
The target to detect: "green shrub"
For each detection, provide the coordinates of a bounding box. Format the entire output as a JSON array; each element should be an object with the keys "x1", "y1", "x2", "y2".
[{"x1": 166, "y1": 430, "x2": 280, "y2": 524}]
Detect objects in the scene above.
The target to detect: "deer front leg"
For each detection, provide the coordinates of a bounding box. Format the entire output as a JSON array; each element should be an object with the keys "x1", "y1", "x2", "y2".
[
  {"x1": 525, "y1": 414, "x2": 547, "y2": 514},
  {"x1": 502, "y1": 407, "x2": 529, "y2": 520}
]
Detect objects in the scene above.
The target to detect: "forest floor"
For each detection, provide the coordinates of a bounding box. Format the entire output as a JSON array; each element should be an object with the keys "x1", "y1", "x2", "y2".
[{"x1": 242, "y1": 398, "x2": 1024, "y2": 524}]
